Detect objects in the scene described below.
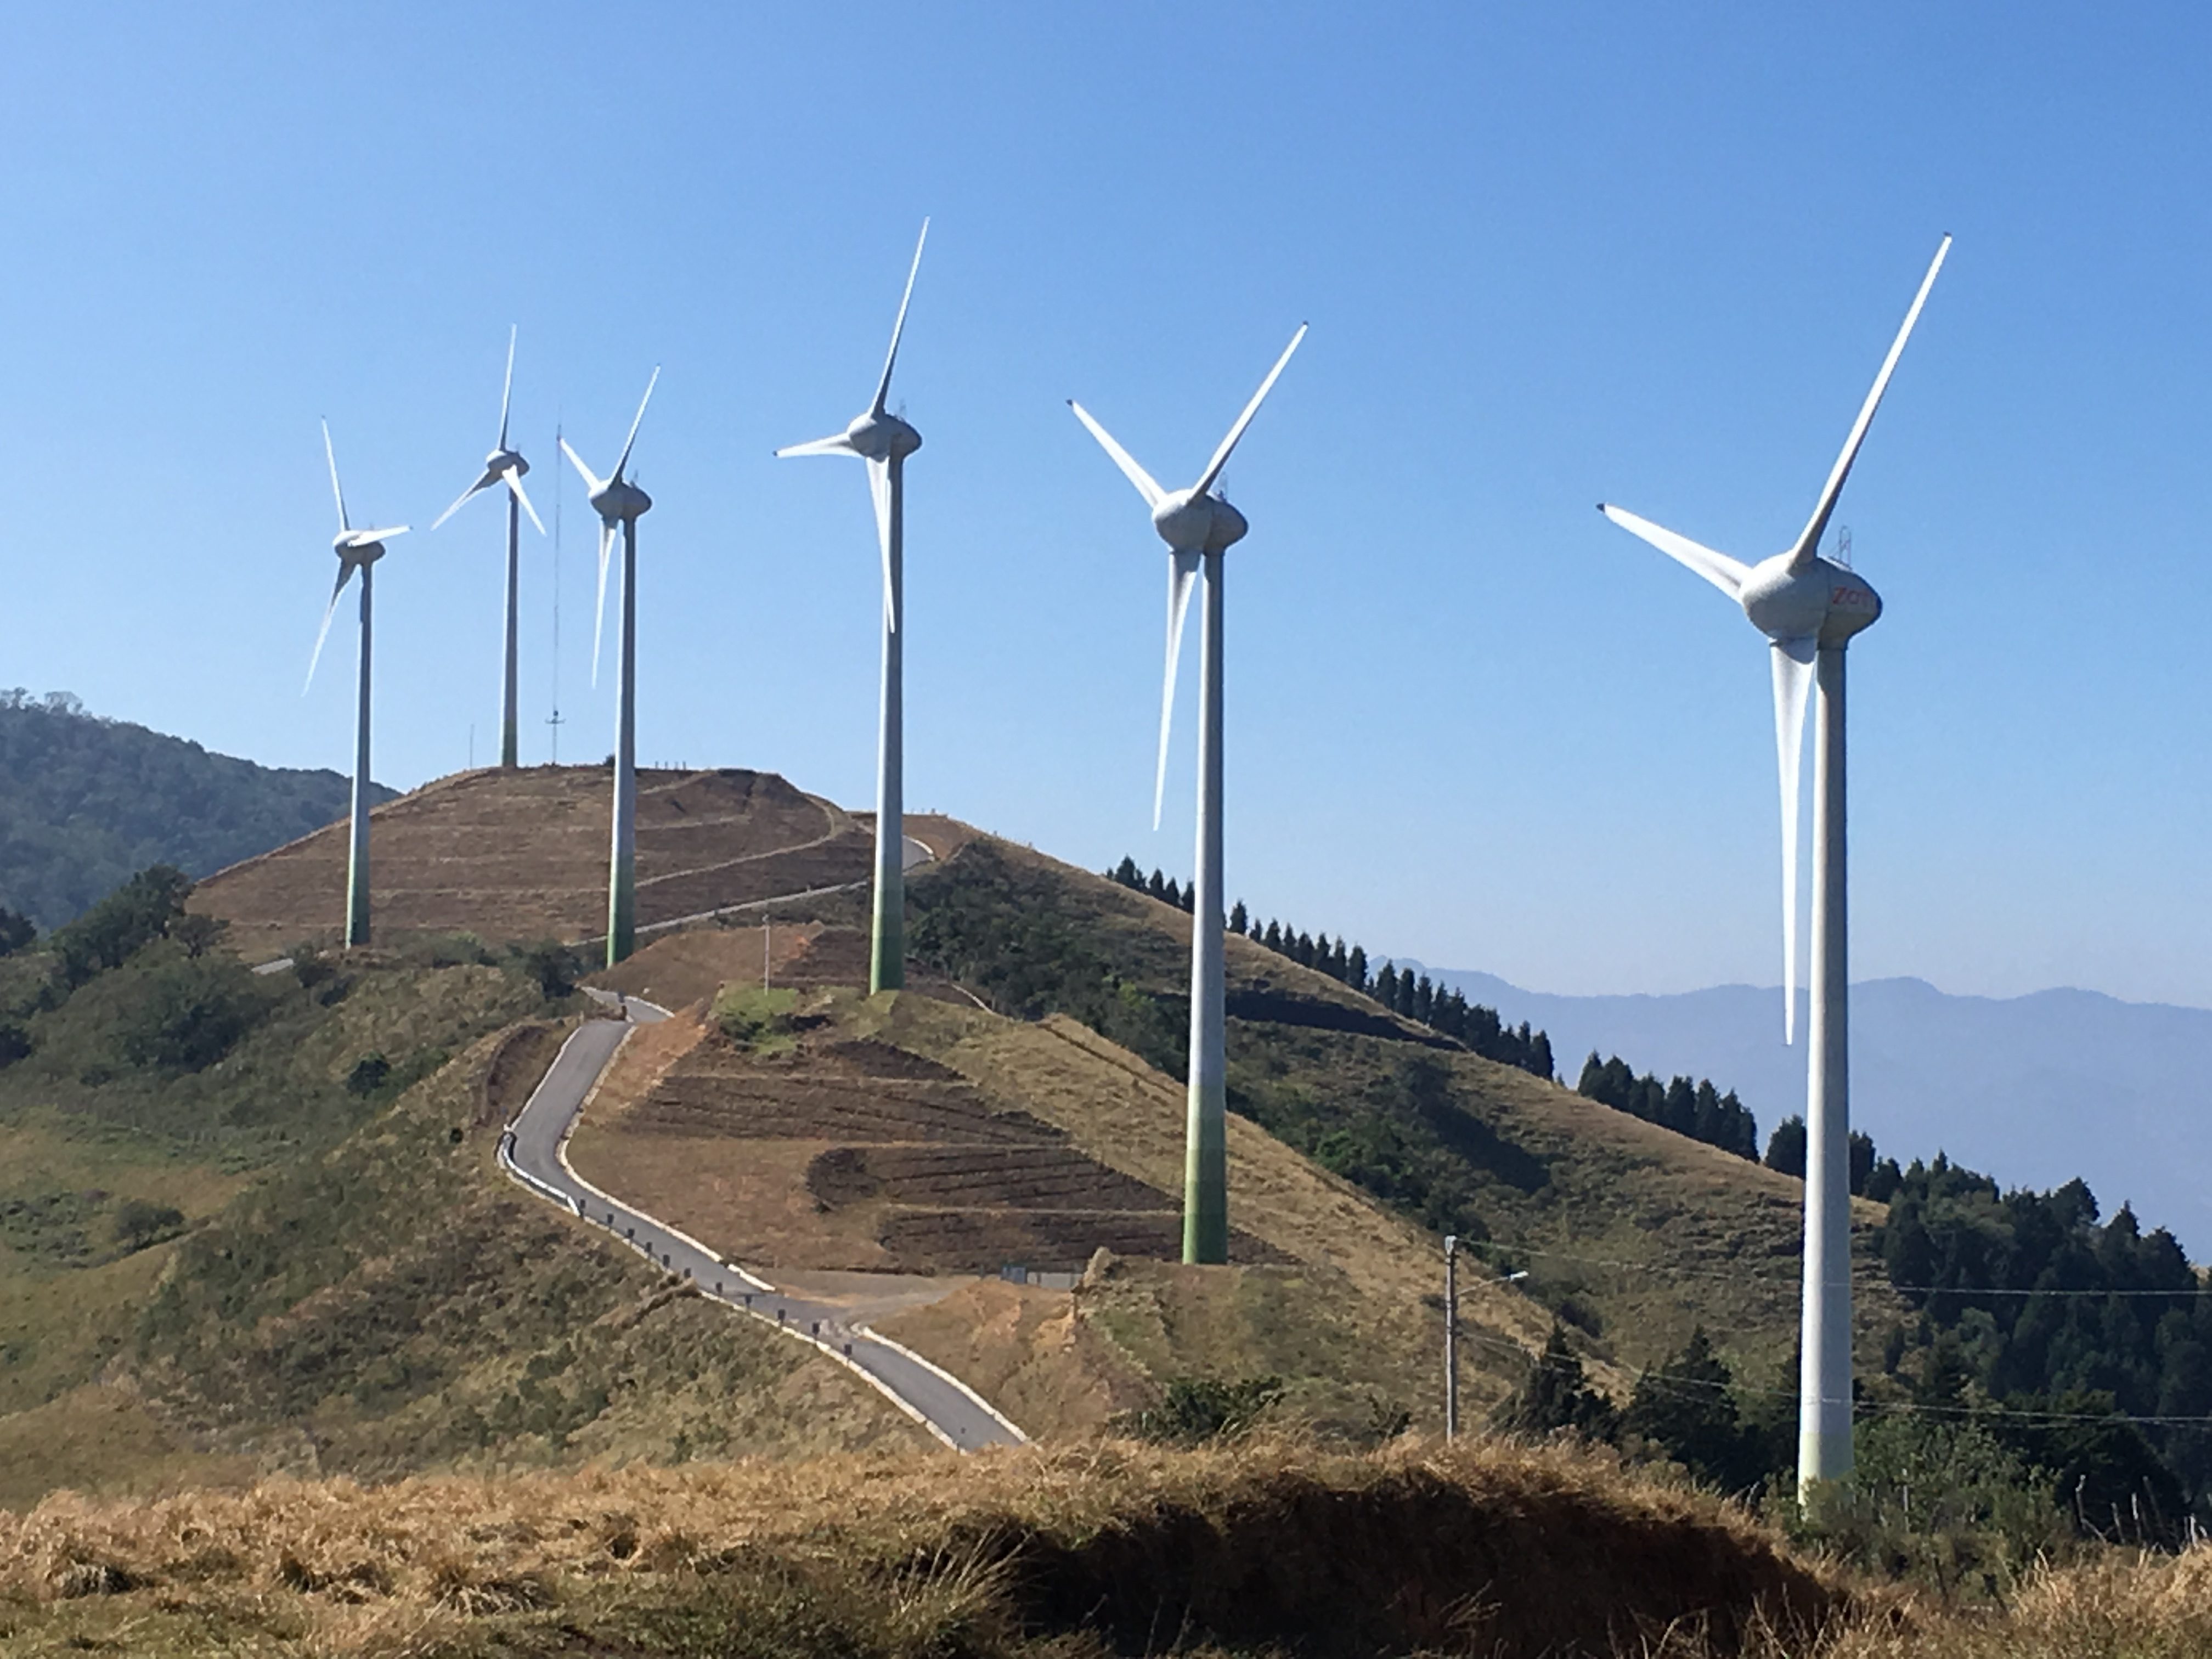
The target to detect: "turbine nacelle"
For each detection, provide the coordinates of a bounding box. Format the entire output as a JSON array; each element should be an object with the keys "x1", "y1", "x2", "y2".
[
  {"x1": 845, "y1": 409, "x2": 922, "y2": 462},
  {"x1": 1151, "y1": 488, "x2": 1246, "y2": 554},
  {"x1": 333, "y1": 534, "x2": 389, "y2": 566},
  {"x1": 590, "y1": 477, "x2": 652, "y2": 523},
  {"x1": 1739, "y1": 554, "x2": 1883, "y2": 648},
  {"x1": 484, "y1": 446, "x2": 529, "y2": 480}
]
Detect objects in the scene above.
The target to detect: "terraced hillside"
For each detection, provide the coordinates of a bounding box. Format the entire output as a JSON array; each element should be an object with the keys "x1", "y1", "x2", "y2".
[
  {"x1": 570, "y1": 997, "x2": 1286, "y2": 1276},
  {"x1": 190, "y1": 765, "x2": 872, "y2": 958}
]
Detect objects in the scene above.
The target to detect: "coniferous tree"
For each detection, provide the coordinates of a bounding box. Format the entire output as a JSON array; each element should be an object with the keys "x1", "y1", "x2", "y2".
[
  {"x1": 1375, "y1": 963, "x2": 1399, "y2": 1008},
  {"x1": 1499, "y1": 1324, "x2": 1620, "y2": 1440},
  {"x1": 1228, "y1": 899, "x2": 1248, "y2": 933},
  {"x1": 1663, "y1": 1076, "x2": 1697, "y2": 1137},
  {"x1": 1528, "y1": 1029, "x2": 1554, "y2": 1081},
  {"x1": 1413, "y1": 974, "x2": 1435, "y2": 1023},
  {"x1": 1263, "y1": 919, "x2": 1283, "y2": 952},
  {"x1": 1111, "y1": 856, "x2": 1142, "y2": 889},
  {"x1": 1178, "y1": 882, "x2": 1194, "y2": 913},
  {"x1": 1330, "y1": 938, "x2": 1350, "y2": 981},
  {"x1": 1346, "y1": 944, "x2": 1367, "y2": 991},
  {"x1": 1848, "y1": 1129, "x2": 1877, "y2": 1196},
  {"x1": 1765, "y1": 1115, "x2": 1808, "y2": 1178},
  {"x1": 1162, "y1": 877, "x2": 1182, "y2": 909},
  {"x1": 1147, "y1": 868, "x2": 1167, "y2": 900},
  {"x1": 1313, "y1": 931, "x2": 1331, "y2": 971}
]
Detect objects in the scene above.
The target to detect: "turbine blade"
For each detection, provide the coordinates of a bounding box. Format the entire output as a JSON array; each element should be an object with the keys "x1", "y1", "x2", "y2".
[
  {"x1": 775, "y1": 433, "x2": 857, "y2": 458},
  {"x1": 560, "y1": 436, "x2": 603, "y2": 495},
  {"x1": 867, "y1": 456, "x2": 897, "y2": 634},
  {"x1": 498, "y1": 323, "x2": 517, "y2": 450},
  {"x1": 1771, "y1": 636, "x2": 1818, "y2": 1045},
  {"x1": 1191, "y1": 322, "x2": 1308, "y2": 498},
  {"x1": 503, "y1": 466, "x2": 546, "y2": 535},
  {"x1": 321, "y1": 419, "x2": 349, "y2": 532},
  {"x1": 613, "y1": 366, "x2": 661, "y2": 481},
  {"x1": 871, "y1": 217, "x2": 929, "y2": 415},
  {"x1": 304, "y1": 562, "x2": 354, "y2": 692},
  {"x1": 349, "y1": 526, "x2": 409, "y2": 544},
  {"x1": 432, "y1": 470, "x2": 499, "y2": 531},
  {"x1": 1790, "y1": 233, "x2": 1952, "y2": 567},
  {"x1": 1068, "y1": 401, "x2": 1164, "y2": 507},
  {"x1": 1598, "y1": 503, "x2": 1750, "y2": 599},
  {"x1": 1153, "y1": 550, "x2": 1200, "y2": 830},
  {"x1": 591, "y1": 522, "x2": 613, "y2": 687}
]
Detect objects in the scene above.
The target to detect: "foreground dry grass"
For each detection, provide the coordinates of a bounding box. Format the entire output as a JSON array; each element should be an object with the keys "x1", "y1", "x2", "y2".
[{"x1": 0, "y1": 1436, "x2": 1845, "y2": 1657}]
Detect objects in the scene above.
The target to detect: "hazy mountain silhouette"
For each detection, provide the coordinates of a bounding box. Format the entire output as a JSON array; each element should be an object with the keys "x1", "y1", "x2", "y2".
[{"x1": 1404, "y1": 964, "x2": 2212, "y2": 1255}]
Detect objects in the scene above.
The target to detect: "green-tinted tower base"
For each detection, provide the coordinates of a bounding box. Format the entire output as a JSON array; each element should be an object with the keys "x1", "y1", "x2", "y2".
[
  {"x1": 345, "y1": 562, "x2": 374, "y2": 948},
  {"x1": 605, "y1": 521, "x2": 639, "y2": 968},
  {"x1": 1182, "y1": 550, "x2": 1228, "y2": 1265}
]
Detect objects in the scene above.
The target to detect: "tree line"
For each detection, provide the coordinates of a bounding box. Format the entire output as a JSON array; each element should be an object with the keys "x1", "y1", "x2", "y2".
[
  {"x1": 1107, "y1": 858, "x2": 1554, "y2": 1079},
  {"x1": 1575, "y1": 1053, "x2": 1760, "y2": 1161}
]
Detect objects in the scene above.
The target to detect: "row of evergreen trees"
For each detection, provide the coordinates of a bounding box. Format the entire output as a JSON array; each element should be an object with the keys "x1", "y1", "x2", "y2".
[
  {"x1": 1758, "y1": 1114, "x2": 1904, "y2": 1199},
  {"x1": 1104, "y1": 859, "x2": 1554, "y2": 1079},
  {"x1": 1503, "y1": 1317, "x2": 2192, "y2": 1560},
  {"x1": 1872, "y1": 1153, "x2": 2212, "y2": 1506},
  {"x1": 1575, "y1": 1053, "x2": 1760, "y2": 1161}
]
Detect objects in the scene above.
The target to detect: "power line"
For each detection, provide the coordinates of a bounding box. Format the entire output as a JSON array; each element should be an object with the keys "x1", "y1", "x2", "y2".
[
  {"x1": 1470, "y1": 1239, "x2": 2210, "y2": 1298},
  {"x1": 1463, "y1": 1325, "x2": 2212, "y2": 1432}
]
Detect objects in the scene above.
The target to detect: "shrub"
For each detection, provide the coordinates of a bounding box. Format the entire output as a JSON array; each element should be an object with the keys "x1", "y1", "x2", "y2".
[
  {"x1": 111, "y1": 955, "x2": 265, "y2": 1071},
  {"x1": 113, "y1": 1199, "x2": 186, "y2": 1252},
  {"x1": 712, "y1": 985, "x2": 798, "y2": 1051},
  {"x1": 1113, "y1": 1375, "x2": 1285, "y2": 1444}
]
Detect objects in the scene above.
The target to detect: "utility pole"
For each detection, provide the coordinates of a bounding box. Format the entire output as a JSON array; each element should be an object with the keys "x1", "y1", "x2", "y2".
[{"x1": 1444, "y1": 1233, "x2": 1459, "y2": 1440}]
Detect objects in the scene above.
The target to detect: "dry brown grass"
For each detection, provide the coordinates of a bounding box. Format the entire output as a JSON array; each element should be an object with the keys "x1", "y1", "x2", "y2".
[
  {"x1": 191, "y1": 766, "x2": 860, "y2": 958},
  {"x1": 0, "y1": 1435, "x2": 1847, "y2": 1657}
]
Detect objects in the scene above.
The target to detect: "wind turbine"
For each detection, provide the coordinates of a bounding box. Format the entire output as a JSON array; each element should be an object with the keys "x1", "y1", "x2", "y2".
[
  {"x1": 776, "y1": 219, "x2": 928, "y2": 996},
  {"x1": 1070, "y1": 322, "x2": 1307, "y2": 1265},
  {"x1": 430, "y1": 325, "x2": 546, "y2": 770},
  {"x1": 561, "y1": 369, "x2": 659, "y2": 967},
  {"x1": 1599, "y1": 234, "x2": 1950, "y2": 1493},
  {"x1": 304, "y1": 421, "x2": 409, "y2": 948}
]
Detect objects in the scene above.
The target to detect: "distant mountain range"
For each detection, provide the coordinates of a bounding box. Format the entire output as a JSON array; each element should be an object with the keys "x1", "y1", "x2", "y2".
[
  {"x1": 0, "y1": 691, "x2": 390, "y2": 928},
  {"x1": 1405, "y1": 964, "x2": 2212, "y2": 1256}
]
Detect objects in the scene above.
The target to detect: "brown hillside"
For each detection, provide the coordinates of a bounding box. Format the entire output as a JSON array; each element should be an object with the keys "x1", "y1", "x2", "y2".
[{"x1": 190, "y1": 765, "x2": 872, "y2": 957}]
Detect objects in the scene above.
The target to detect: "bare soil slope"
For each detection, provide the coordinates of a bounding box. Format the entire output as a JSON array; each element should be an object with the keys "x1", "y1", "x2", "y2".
[{"x1": 191, "y1": 765, "x2": 872, "y2": 957}]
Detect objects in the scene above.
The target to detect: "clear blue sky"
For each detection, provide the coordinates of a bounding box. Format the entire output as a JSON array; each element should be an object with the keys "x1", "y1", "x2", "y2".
[{"x1": 3, "y1": 4, "x2": 2207, "y2": 1006}]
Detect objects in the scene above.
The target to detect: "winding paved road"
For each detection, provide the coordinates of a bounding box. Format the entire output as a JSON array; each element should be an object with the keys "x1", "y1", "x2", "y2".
[{"x1": 499, "y1": 990, "x2": 1024, "y2": 1453}]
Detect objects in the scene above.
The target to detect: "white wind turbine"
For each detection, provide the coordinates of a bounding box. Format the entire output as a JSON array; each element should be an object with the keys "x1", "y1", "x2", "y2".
[
  {"x1": 1071, "y1": 322, "x2": 1307, "y2": 1265},
  {"x1": 561, "y1": 369, "x2": 659, "y2": 967},
  {"x1": 1599, "y1": 234, "x2": 1950, "y2": 1492},
  {"x1": 430, "y1": 325, "x2": 546, "y2": 770},
  {"x1": 776, "y1": 218, "x2": 929, "y2": 996},
  {"x1": 304, "y1": 421, "x2": 410, "y2": 947}
]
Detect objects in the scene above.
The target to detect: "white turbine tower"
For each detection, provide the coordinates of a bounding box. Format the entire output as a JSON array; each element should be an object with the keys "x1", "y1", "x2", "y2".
[
  {"x1": 304, "y1": 421, "x2": 409, "y2": 947},
  {"x1": 1070, "y1": 322, "x2": 1307, "y2": 1265},
  {"x1": 1599, "y1": 234, "x2": 1950, "y2": 1493},
  {"x1": 561, "y1": 369, "x2": 659, "y2": 967},
  {"x1": 776, "y1": 219, "x2": 929, "y2": 996},
  {"x1": 430, "y1": 325, "x2": 546, "y2": 770}
]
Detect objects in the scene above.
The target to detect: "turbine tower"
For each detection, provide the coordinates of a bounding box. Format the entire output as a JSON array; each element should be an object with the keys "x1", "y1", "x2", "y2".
[
  {"x1": 1599, "y1": 235, "x2": 1950, "y2": 1493},
  {"x1": 304, "y1": 421, "x2": 409, "y2": 948},
  {"x1": 1070, "y1": 323, "x2": 1307, "y2": 1265},
  {"x1": 776, "y1": 219, "x2": 929, "y2": 996},
  {"x1": 562, "y1": 369, "x2": 659, "y2": 967},
  {"x1": 431, "y1": 325, "x2": 546, "y2": 770}
]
